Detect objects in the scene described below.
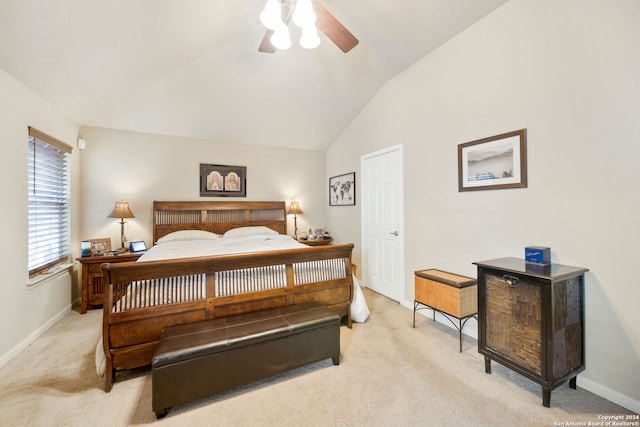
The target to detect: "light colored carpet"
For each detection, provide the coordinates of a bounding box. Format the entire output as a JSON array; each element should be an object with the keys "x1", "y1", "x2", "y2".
[{"x1": 0, "y1": 288, "x2": 633, "y2": 426}]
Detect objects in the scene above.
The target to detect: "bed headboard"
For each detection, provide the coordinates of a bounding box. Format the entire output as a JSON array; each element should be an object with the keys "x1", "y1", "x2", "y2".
[{"x1": 153, "y1": 201, "x2": 287, "y2": 244}]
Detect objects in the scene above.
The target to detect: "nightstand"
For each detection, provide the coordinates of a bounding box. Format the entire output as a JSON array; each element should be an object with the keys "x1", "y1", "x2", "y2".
[
  {"x1": 77, "y1": 252, "x2": 142, "y2": 313},
  {"x1": 299, "y1": 238, "x2": 333, "y2": 246}
]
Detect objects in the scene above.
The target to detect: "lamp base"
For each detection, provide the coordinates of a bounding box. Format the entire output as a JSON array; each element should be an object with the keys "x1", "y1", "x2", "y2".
[{"x1": 118, "y1": 220, "x2": 128, "y2": 254}]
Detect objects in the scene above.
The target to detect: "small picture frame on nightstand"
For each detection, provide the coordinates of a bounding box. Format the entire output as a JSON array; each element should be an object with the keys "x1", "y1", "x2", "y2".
[{"x1": 89, "y1": 238, "x2": 111, "y2": 256}]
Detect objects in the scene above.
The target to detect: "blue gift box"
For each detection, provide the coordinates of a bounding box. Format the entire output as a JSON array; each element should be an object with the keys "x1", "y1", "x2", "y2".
[{"x1": 525, "y1": 246, "x2": 550, "y2": 264}]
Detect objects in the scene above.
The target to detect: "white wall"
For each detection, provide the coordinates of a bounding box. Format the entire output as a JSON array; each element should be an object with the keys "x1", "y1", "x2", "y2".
[
  {"x1": 77, "y1": 127, "x2": 327, "y2": 248},
  {"x1": 0, "y1": 68, "x2": 80, "y2": 364},
  {"x1": 326, "y1": 0, "x2": 640, "y2": 412}
]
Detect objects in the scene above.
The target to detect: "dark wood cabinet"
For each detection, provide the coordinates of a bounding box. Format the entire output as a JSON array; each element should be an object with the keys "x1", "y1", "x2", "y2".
[
  {"x1": 77, "y1": 252, "x2": 142, "y2": 313},
  {"x1": 473, "y1": 257, "x2": 588, "y2": 407}
]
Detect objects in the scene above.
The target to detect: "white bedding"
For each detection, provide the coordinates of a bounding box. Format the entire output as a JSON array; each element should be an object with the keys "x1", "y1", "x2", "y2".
[
  {"x1": 138, "y1": 233, "x2": 309, "y2": 262},
  {"x1": 138, "y1": 231, "x2": 368, "y2": 314},
  {"x1": 96, "y1": 230, "x2": 369, "y2": 376}
]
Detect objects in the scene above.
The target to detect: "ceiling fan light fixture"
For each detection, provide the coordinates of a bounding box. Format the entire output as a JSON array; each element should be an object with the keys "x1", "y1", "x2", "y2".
[
  {"x1": 259, "y1": 0, "x2": 357, "y2": 53},
  {"x1": 271, "y1": 23, "x2": 292, "y2": 50},
  {"x1": 300, "y1": 24, "x2": 320, "y2": 49},
  {"x1": 292, "y1": 0, "x2": 316, "y2": 28},
  {"x1": 260, "y1": 0, "x2": 283, "y2": 30}
]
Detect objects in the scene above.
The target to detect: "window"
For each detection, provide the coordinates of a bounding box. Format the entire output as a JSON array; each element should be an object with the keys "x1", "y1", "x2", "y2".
[{"x1": 28, "y1": 127, "x2": 72, "y2": 277}]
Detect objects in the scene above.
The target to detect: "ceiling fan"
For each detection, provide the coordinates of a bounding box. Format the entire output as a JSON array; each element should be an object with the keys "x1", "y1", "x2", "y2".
[{"x1": 258, "y1": 0, "x2": 359, "y2": 53}]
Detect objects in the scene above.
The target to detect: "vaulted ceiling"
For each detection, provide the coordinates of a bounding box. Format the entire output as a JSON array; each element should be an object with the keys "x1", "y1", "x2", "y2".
[{"x1": 0, "y1": 0, "x2": 509, "y2": 150}]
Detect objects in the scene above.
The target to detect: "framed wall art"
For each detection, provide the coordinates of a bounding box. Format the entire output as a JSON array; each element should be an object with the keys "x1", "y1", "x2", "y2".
[
  {"x1": 458, "y1": 128, "x2": 527, "y2": 192},
  {"x1": 329, "y1": 172, "x2": 355, "y2": 206},
  {"x1": 200, "y1": 164, "x2": 247, "y2": 197}
]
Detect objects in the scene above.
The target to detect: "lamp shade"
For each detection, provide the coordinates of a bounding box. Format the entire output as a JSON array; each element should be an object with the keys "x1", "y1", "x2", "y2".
[
  {"x1": 271, "y1": 23, "x2": 292, "y2": 50},
  {"x1": 260, "y1": 0, "x2": 283, "y2": 30},
  {"x1": 108, "y1": 201, "x2": 135, "y2": 219},
  {"x1": 292, "y1": 0, "x2": 316, "y2": 28},
  {"x1": 300, "y1": 24, "x2": 320, "y2": 49},
  {"x1": 287, "y1": 201, "x2": 303, "y2": 215}
]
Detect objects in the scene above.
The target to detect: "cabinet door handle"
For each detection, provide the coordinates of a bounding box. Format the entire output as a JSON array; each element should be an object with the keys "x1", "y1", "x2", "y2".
[{"x1": 502, "y1": 274, "x2": 520, "y2": 287}]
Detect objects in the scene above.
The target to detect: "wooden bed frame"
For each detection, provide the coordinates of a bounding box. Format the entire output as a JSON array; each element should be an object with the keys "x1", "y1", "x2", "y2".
[{"x1": 101, "y1": 201, "x2": 354, "y2": 392}]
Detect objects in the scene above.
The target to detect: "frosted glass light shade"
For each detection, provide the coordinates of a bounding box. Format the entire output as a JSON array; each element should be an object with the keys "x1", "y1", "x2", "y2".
[
  {"x1": 292, "y1": 0, "x2": 316, "y2": 28},
  {"x1": 300, "y1": 24, "x2": 320, "y2": 49},
  {"x1": 271, "y1": 23, "x2": 292, "y2": 50},
  {"x1": 260, "y1": 0, "x2": 283, "y2": 30}
]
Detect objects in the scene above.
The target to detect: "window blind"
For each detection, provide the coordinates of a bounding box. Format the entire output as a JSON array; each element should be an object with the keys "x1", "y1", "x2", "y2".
[{"x1": 28, "y1": 127, "x2": 72, "y2": 276}]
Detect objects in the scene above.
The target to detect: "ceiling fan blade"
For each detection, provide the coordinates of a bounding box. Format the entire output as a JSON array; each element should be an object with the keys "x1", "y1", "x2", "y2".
[
  {"x1": 258, "y1": 29, "x2": 277, "y2": 53},
  {"x1": 314, "y1": 2, "x2": 359, "y2": 53}
]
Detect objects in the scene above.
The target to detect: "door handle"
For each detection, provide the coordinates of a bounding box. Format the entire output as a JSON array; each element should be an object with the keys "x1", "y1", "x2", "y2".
[{"x1": 389, "y1": 231, "x2": 399, "y2": 236}]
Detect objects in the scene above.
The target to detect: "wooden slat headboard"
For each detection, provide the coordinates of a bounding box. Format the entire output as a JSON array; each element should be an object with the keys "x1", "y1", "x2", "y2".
[{"x1": 153, "y1": 201, "x2": 287, "y2": 244}]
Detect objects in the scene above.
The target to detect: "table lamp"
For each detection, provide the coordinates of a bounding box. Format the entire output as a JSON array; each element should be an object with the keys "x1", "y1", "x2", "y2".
[
  {"x1": 286, "y1": 201, "x2": 303, "y2": 238},
  {"x1": 108, "y1": 201, "x2": 135, "y2": 253}
]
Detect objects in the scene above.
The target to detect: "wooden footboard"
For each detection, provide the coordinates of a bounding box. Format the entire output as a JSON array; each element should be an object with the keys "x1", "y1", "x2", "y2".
[{"x1": 101, "y1": 244, "x2": 353, "y2": 392}]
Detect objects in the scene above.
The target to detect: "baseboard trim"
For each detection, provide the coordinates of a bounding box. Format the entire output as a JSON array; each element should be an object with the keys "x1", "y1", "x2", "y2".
[
  {"x1": 402, "y1": 299, "x2": 639, "y2": 413},
  {"x1": 577, "y1": 376, "x2": 640, "y2": 414},
  {"x1": 0, "y1": 303, "x2": 72, "y2": 369}
]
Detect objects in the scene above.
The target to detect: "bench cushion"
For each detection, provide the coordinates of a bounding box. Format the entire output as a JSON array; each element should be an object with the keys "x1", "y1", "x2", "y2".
[
  {"x1": 151, "y1": 301, "x2": 340, "y2": 417},
  {"x1": 153, "y1": 301, "x2": 339, "y2": 367}
]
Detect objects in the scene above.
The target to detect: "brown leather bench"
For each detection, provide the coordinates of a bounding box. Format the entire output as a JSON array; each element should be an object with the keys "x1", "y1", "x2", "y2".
[{"x1": 151, "y1": 302, "x2": 341, "y2": 418}]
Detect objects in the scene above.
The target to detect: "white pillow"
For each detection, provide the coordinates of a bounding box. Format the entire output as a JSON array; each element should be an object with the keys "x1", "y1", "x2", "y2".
[
  {"x1": 223, "y1": 226, "x2": 278, "y2": 239},
  {"x1": 156, "y1": 230, "x2": 221, "y2": 243}
]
